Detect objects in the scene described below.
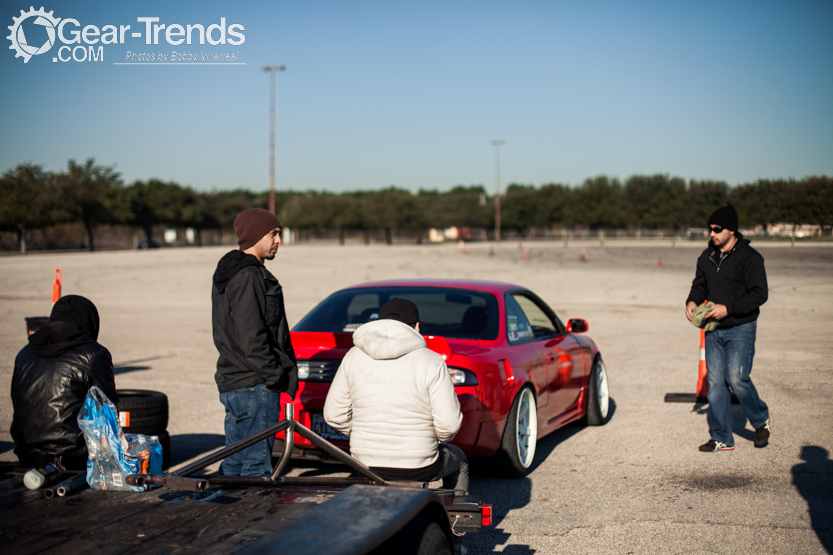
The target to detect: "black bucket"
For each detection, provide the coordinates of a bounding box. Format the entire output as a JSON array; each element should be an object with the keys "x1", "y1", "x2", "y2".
[{"x1": 25, "y1": 316, "x2": 49, "y2": 335}]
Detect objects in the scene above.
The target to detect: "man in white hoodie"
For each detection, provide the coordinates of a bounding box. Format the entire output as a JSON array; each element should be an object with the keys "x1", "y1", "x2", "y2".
[{"x1": 324, "y1": 298, "x2": 468, "y2": 493}]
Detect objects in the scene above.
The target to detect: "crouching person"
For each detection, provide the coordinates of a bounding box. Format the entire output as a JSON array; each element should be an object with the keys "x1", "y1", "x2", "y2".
[
  {"x1": 324, "y1": 298, "x2": 468, "y2": 493},
  {"x1": 11, "y1": 295, "x2": 118, "y2": 471}
]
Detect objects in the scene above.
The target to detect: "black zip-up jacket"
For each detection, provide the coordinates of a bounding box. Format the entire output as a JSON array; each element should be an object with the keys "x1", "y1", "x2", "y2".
[
  {"x1": 212, "y1": 250, "x2": 298, "y2": 397},
  {"x1": 686, "y1": 233, "x2": 768, "y2": 329},
  {"x1": 11, "y1": 341, "x2": 118, "y2": 469}
]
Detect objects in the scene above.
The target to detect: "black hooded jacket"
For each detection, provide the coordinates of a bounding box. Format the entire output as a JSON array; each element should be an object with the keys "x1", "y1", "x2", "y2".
[
  {"x1": 212, "y1": 250, "x2": 298, "y2": 397},
  {"x1": 11, "y1": 295, "x2": 118, "y2": 470},
  {"x1": 686, "y1": 233, "x2": 769, "y2": 329}
]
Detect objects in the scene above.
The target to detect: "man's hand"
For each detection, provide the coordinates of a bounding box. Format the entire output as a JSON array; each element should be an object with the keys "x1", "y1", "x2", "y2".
[
  {"x1": 685, "y1": 301, "x2": 697, "y2": 321},
  {"x1": 704, "y1": 303, "x2": 728, "y2": 320}
]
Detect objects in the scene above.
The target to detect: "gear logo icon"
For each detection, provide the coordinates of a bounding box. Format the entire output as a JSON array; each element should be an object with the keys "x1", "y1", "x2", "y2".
[{"x1": 7, "y1": 6, "x2": 61, "y2": 63}]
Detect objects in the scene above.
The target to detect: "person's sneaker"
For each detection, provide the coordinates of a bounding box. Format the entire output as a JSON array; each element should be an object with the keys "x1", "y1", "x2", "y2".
[
  {"x1": 699, "y1": 439, "x2": 734, "y2": 452},
  {"x1": 755, "y1": 412, "x2": 771, "y2": 448}
]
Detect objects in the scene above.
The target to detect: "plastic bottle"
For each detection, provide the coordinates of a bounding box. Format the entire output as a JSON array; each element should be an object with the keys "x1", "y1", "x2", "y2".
[
  {"x1": 24, "y1": 463, "x2": 61, "y2": 490},
  {"x1": 148, "y1": 436, "x2": 163, "y2": 475},
  {"x1": 137, "y1": 435, "x2": 150, "y2": 475}
]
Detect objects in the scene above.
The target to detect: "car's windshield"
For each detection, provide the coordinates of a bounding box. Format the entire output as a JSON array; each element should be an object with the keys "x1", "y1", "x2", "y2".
[{"x1": 294, "y1": 286, "x2": 500, "y2": 340}]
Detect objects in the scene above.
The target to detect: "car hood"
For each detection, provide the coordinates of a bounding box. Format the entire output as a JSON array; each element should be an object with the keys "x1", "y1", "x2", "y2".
[{"x1": 352, "y1": 319, "x2": 426, "y2": 360}]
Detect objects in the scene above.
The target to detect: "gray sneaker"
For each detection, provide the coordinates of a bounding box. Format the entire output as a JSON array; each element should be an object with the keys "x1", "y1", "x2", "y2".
[{"x1": 755, "y1": 412, "x2": 771, "y2": 448}]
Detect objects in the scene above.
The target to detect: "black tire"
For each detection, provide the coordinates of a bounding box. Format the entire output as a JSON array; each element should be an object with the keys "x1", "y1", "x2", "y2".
[
  {"x1": 491, "y1": 386, "x2": 538, "y2": 478},
  {"x1": 371, "y1": 517, "x2": 453, "y2": 555},
  {"x1": 585, "y1": 355, "x2": 611, "y2": 426},
  {"x1": 118, "y1": 390, "x2": 169, "y2": 434}
]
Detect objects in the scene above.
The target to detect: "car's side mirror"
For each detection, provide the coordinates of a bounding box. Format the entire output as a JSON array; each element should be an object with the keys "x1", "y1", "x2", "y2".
[{"x1": 566, "y1": 319, "x2": 588, "y2": 334}]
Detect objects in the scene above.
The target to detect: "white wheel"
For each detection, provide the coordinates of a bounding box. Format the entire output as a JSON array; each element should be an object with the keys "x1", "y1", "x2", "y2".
[
  {"x1": 514, "y1": 387, "x2": 538, "y2": 467},
  {"x1": 586, "y1": 356, "x2": 610, "y2": 425},
  {"x1": 493, "y1": 386, "x2": 538, "y2": 477}
]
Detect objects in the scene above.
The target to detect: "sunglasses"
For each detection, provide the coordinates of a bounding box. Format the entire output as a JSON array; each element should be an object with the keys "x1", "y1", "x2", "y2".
[{"x1": 709, "y1": 226, "x2": 724, "y2": 234}]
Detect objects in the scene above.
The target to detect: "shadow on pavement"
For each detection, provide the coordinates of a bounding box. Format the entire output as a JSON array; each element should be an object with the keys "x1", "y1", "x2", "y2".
[
  {"x1": 464, "y1": 399, "x2": 619, "y2": 554},
  {"x1": 792, "y1": 445, "x2": 833, "y2": 554},
  {"x1": 169, "y1": 433, "x2": 225, "y2": 468}
]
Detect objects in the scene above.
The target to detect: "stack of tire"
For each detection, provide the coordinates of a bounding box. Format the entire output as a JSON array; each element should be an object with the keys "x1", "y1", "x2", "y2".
[{"x1": 116, "y1": 390, "x2": 171, "y2": 469}]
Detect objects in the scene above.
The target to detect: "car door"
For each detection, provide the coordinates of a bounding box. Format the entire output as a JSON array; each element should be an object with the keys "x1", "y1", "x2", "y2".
[
  {"x1": 503, "y1": 293, "x2": 548, "y2": 409},
  {"x1": 508, "y1": 291, "x2": 585, "y2": 421}
]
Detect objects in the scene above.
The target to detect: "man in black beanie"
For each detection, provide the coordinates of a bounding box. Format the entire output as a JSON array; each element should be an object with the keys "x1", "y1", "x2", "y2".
[
  {"x1": 685, "y1": 204, "x2": 771, "y2": 452},
  {"x1": 211, "y1": 209, "x2": 298, "y2": 477}
]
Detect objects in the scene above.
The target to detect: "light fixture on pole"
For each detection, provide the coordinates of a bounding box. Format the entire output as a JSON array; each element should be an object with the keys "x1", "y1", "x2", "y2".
[
  {"x1": 262, "y1": 65, "x2": 286, "y2": 214},
  {"x1": 491, "y1": 140, "x2": 504, "y2": 243}
]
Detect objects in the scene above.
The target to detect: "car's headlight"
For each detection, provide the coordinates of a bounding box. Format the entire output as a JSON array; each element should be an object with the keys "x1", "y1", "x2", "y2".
[
  {"x1": 297, "y1": 362, "x2": 310, "y2": 380},
  {"x1": 449, "y1": 367, "x2": 479, "y2": 387}
]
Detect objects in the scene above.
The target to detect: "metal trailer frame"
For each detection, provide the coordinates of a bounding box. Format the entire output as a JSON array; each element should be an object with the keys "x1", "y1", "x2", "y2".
[{"x1": 124, "y1": 403, "x2": 489, "y2": 551}]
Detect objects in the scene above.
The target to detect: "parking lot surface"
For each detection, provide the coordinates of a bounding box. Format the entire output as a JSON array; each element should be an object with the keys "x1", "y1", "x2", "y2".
[{"x1": 1, "y1": 239, "x2": 830, "y2": 554}]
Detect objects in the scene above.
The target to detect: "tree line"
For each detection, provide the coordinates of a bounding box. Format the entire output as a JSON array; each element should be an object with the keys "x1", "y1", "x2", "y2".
[{"x1": 1, "y1": 158, "x2": 831, "y2": 252}]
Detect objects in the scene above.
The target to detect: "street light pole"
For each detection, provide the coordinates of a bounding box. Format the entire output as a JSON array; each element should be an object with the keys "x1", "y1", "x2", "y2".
[
  {"x1": 491, "y1": 140, "x2": 504, "y2": 243},
  {"x1": 262, "y1": 65, "x2": 286, "y2": 214}
]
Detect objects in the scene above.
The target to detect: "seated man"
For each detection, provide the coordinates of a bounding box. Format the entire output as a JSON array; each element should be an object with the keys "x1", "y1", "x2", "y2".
[
  {"x1": 11, "y1": 295, "x2": 118, "y2": 470},
  {"x1": 324, "y1": 298, "x2": 468, "y2": 492}
]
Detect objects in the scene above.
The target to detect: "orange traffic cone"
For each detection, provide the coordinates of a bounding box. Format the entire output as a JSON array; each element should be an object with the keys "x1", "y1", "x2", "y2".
[
  {"x1": 52, "y1": 269, "x2": 62, "y2": 304},
  {"x1": 696, "y1": 328, "x2": 708, "y2": 402},
  {"x1": 523, "y1": 247, "x2": 530, "y2": 260},
  {"x1": 658, "y1": 256, "x2": 663, "y2": 267},
  {"x1": 580, "y1": 248, "x2": 586, "y2": 263}
]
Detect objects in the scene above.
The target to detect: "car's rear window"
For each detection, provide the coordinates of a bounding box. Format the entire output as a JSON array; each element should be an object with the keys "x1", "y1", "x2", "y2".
[{"x1": 294, "y1": 286, "x2": 499, "y2": 340}]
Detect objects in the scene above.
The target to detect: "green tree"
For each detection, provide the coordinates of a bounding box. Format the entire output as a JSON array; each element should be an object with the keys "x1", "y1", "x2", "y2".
[
  {"x1": 537, "y1": 182, "x2": 574, "y2": 228},
  {"x1": 418, "y1": 186, "x2": 491, "y2": 230},
  {"x1": 54, "y1": 159, "x2": 123, "y2": 251},
  {"x1": 361, "y1": 187, "x2": 423, "y2": 244},
  {"x1": 624, "y1": 174, "x2": 686, "y2": 229},
  {"x1": 573, "y1": 176, "x2": 628, "y2": 228},
  {"x1": 684, "y1": 180, "x2": 729, "y2": 228},
  {"x1": 0, "y1": 163, "x2": 53, "y2": 253},
  {"x1": 795, "y1": 176, "x2": 833, "y2": 232},
  {"x1": 502, "y1": 184, "x2": 547, "y2": 231},
  {"x1": 125, "y1": 179, "x2": 187, "y2": 243},
  {"x1": 729, "y1": 179, "x2": 790, "y2": 230}
]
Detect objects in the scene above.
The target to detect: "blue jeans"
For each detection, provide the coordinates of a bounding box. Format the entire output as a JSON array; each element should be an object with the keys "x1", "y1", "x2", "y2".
[
  {"x1": 704, "y1": 321, "x2": 769, "y2": 446},
  {"x1": 219, "y1": 383, "x2": 279, "y2": 477}
]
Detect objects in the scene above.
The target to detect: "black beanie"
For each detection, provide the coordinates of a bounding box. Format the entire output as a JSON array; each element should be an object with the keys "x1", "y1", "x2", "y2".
[
  {"x1": 49, "y1": 295, "x2": 100, "y2": 340},
  {"x1": 708, "y1": 204, "x2": 739, "y2": 232},
  {"x1": 379, "y1": 298, "x2": 420, "y2": 326},
  {"x1": 234, "y1": 209, "x2": 282, "y2": 250}
]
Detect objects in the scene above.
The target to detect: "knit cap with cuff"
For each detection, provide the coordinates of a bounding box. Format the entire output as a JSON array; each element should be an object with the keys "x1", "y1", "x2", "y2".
[{"x1": 234, "y1": 209, "x2": 282, "y2": 250}]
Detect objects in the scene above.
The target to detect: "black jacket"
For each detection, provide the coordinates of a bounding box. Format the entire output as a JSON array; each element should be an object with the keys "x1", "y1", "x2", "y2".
[
  {"x1": 11, "y1": 341, "x2": 118, "y2": 468},
  {"x1": 212, "y1": 250, "x2": 298, "y2": 396},
  {"x1": 686, "y1": 233, "x2": 768, "y2": 329}
]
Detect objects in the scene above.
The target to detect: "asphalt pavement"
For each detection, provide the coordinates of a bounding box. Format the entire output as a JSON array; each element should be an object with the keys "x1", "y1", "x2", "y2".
[{"x1": 1, "y1": 239, "x2": 830, "y2": 554}]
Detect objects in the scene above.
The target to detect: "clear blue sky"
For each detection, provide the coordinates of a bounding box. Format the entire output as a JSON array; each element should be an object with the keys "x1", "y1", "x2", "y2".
[{"x1": 2, "y1": 0, "x2": 831, "y2": 193}]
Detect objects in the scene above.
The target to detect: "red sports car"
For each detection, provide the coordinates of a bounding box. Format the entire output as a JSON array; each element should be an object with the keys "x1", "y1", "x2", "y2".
[{"x1": 278, "y1": 279, "x2": 610, "y2": 477}]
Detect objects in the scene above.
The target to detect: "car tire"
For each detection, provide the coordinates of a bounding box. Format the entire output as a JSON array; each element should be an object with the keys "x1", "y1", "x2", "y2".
[
  {"x1": 492, "y1": 386, "x2": 538, "y2": 478},
  {"x1": 117, "y1": 390, "x2": 169, "y2": 434},
  {"x1": 585, "y1": 355, "x2": 610, "y2": 426},
  {"x1": 371, "y1": 516, "x2": 453, "y2": 555}
]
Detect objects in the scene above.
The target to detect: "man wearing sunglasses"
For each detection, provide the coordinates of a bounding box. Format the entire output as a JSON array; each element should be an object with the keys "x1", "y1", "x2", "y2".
[{"x1": 685, "y1": 204, "x2": 771, "y2": 452}]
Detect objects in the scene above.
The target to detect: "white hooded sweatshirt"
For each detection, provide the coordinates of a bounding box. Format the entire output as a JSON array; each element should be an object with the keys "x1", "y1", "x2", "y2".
[{"x1": 323, "y1": 319, "x2": 462, "y2": 469}]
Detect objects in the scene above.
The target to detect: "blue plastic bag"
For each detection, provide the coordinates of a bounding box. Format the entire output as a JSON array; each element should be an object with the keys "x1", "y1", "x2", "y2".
[{"x1": 77, "y1": 386, "x2": 142, "y2": 492}]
